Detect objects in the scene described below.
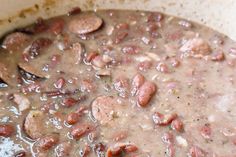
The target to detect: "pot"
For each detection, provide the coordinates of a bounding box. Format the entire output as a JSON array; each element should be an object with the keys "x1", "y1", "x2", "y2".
[{"x1": 0, "y1": 0, "x2": 236, "y2": 40}]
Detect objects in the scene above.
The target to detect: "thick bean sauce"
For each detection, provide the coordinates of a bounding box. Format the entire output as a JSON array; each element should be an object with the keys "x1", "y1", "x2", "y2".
[{"x1": 0, "y1": 9, "x2": 236, "y2": 157}]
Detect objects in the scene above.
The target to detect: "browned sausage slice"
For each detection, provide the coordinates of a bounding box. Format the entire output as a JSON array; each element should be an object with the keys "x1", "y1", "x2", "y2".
[
  {"x1": 68, "y1": 14, "x2": 103, "y2": 34},
  {"x1": 18, "y1": 62, "x2": 48, "y2": 79},
  {"x1": 2, "y1": 32, "x2": 30, "y2": 51},
  {"x1": 91, "y1": 96, "x2": 117, "y2": 124},
  {"x1": 24, "y1": 110, "x2": 45, "y2": 139},
  {"x1": 0, "y1": 62, "x2": 14, "y2": 86}
]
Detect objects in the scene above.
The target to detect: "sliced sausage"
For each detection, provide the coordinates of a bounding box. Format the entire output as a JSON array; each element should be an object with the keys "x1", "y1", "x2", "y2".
[
  {"x1": 13, "y1": 94, "x2": 31, "y2": 112},
  {"x1": 2, "y1": 32, "x2": 30, "y2": 51},
  {"x1": 137, "y1": 81, "x2": 157, "y2": 107},
  {"x1": 91, "y1": 96, "x2": 117, "y2": 124},
  {"x1": 24, "y1": 110, "x2": 45, "y2": 139},
  {"x1": 68, "y1": 14, "x2": 103, "y2": 34},
  {"x1": 18, "y1": 62, "x2": 48, "y2": 79},
  {"x1": 180, "y1": 38, "x2": 211, "y2": 58},
  {"x1": 0, "y1": 62, "x2": 15, "y2": 86},
  {"x1": 0, "y1": 124, "x2": 15, "y2": 137},
  {"x1": 71, "y1": 123, "x2": 94, "y2": 140},
  {"x1": 152, "y1": 112, "x2": 177, "y2": 126}
]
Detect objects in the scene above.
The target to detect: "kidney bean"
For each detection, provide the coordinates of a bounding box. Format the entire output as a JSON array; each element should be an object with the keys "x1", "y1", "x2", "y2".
[
  {"x1": 61, "y1": 97, "x2": 77, "y2": 107},
  {"x1": 122, "y1": 45, "x2": 140, "y2": 55},
  {"x1": 152, "y1": 112, "x2": 177, "y2": 126},
  {"x1": 85, "y1": 51, "x2": 99, "y2": 63},
  {"x1": 137, "y1": 81, "x2": 157, "y2": 107},
  {"x1": 71, "y1": 124, "x2": 94, "y2": 140},
  {"x1": 33, "y1": 18, "x2": 48, "y2": 33},
  {"x1": 2, "y1": 32, "x2": 30, "y2": 51},
  {"x1": 0, "y1": 124, "x2": 15, "y2": 137},
  {"x1": 29, "y1": 38, "x2": 52, "y2": 59},
  {"x1": 124, "y1": 144, "x2": 138, "y2": 153},
  {"x1": 162, "y1": 132, "x2": 174, "y2": 144},
  {"x1": 138, "y1": 61, "x2": 153, "y2": 72},
  {"x1": 131, "y1": 73, "x2": 145, "y2": 96},
  {"x1": 188, "y1": 146, "x2": 207, "y2": 157},
  {"x1": 114, "y1": 31, "x2": 128, "y2": 44},
  {"x1": 211, "y1": 51, "x2": 225, "y2": 61},
  {"x1": 54, "y1": 77, "x2": 65, "y2": 89},
  {"x1": 80, "y1": 144, "x2": 91, "y2": 157},
  {"x1": 36, "y1": 134, "x2": 59, "y2": 151},
  {"x1": 156, "y1": 62, "x2": 169, "y2": 73},
  {"x1": 170, "y1": 58, "x2": 180, "y2": 67},
  {"x1": 92, "y1": 55, "x2": 106, "y2": 68},
  {"x1": 171, "y1": 119, "x2": 184, "y2": 132},
  {"x1": 66, "y1": 112, "x2": 80, "y2": 125},
  {"x1": 166, "y1": 144, "x2": 175, "y2": 157},
  {"x1": 94, "y1": 143, "x2": 106, "y2": 157},
  {"x1": 147, "y1": 12, "x2": 163, "y2": 22},
  {"x1": 68, "y1": 7, "x2": 81, "y2": 16},
  {"x1": 48, "y1": 18, "x2": 65, "y2": 35},
  {"x1": 116, "y1": 23, "x2": 129, "y2": 30},
  {"x1": 107, "y1": 143, "x2": 138, "y2": 157},
  {"x1": 200, "y1": 124, "x2": 211, "y2": 139}
]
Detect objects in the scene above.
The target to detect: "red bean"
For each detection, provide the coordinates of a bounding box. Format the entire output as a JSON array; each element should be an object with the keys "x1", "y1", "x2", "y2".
[
  {"x1": 147, "y1": 12, "x2": 163, "y2": 22},
  {"x1": 48, "y1": 18, "x2": 65, "y2": 35},
  {"x1": 171, "y1": 119, "x2": 184, "y2": 132},
  {"x1": 138, "y1": 61, "x2": 153, "y2": 71},
  {"x1": 71, "y1": 124, "x2": 94, "y2": 140},
  {"x1": 200, "y1": 124, "x2": 211, "y2": 139},
  {"x1": 114, "y1": 32, "x2": 128, "y2": 44},
  {"x1": 85, "y1": 51, "x2": 99, "y2": 62},
  {"x1": 66, "y1": 112, "x2": 80, "y2": 125},
  {"x1": 211, "y1": 51, "x2": 225, "y2": 61},
  {"x1": 0, "y1": 124, "x2": 15, "y2": 137},
  {"x1": 137, "y1": 81, "x2": 157, "y2": 107},
  {"x1": 122, "y1": 45, "x2": 140, "y2": 55},
  {"x1": 62, "y1": 97, "x2": 77, "y2": 107},
  {"x1": 36, "y1": 134, "x2": 59, "y2": 151},
  {"x1": 156, "y1": 62, "x2": 169, "y2": 73},
  {"x1": 162, "y1": 132, "x2": 174, "y2": 144},
  {"x1": 131, "y1": 73, "x2": 145, "y2": 96},
  {"x1": 124, "y1": 144, "x2": 138, "y2": 153},
  {"x1": 29, "y1": 38, "x2": 52, "y2": 59},
  {"x1": 152, "y1": 112, "x2": 177, "y2": 126},
  {"x1": 189, "y1": 146, "x2": 206, "y2": 157},
  {"x1": 166, "y1": 144, "x2": 175, "y2": 157},
  {"x1": 54, "y1": 77, "x2": 65, "y2": 89},
  {"x1": 68, "y1": 7, "x2": 81, "y2": 16},
  {"x1": 132, "y1": 73, "x2": 145, "y2": 89}
]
